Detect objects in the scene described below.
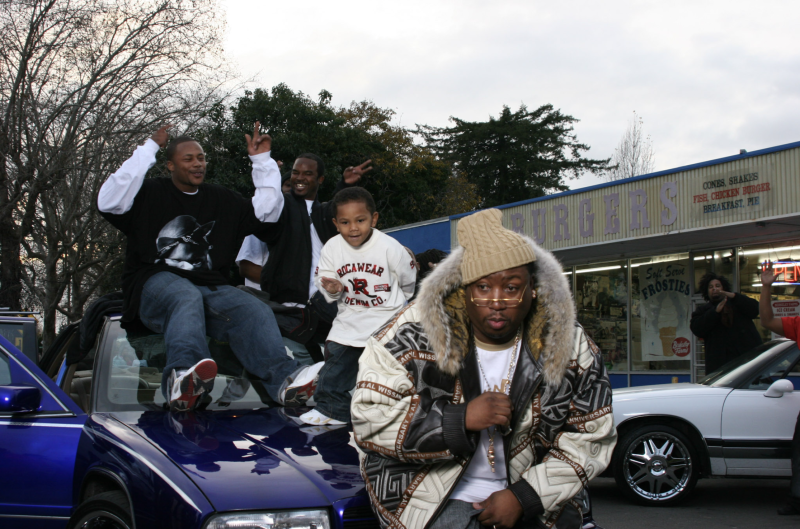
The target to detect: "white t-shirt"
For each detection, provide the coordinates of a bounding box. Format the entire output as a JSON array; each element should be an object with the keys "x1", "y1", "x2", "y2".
[
  {"x1": 235, "y1": 235, "x2": 269, "y2": 290},
  {"x1": 315, "y1": 229, "x2": 417, "y2": 347},
  {"x1": 450, "y1": 337, "x2": 520, "y2": 503},
  {"x1": 307, "y1": 200, "x2": 324, "y2": 299}
]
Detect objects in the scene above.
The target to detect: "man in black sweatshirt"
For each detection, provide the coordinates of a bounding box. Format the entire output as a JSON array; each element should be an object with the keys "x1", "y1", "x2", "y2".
[{"x1": 98, "y1": 123, "x2": 308, "y2": 410}]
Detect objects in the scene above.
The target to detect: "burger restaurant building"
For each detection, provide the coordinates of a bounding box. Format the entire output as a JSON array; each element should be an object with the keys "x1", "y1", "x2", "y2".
[{"x1": 387, "y1": 140, "x2": 800, "y2": 388}]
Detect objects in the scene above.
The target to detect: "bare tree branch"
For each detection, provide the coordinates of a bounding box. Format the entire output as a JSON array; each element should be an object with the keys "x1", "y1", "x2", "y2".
[
  {"x1": 604, "y1": 110, "x2": 656, "y2": 181},
  {"x1": 1, "y1": 0, "x2": 232, "y2": 346}
]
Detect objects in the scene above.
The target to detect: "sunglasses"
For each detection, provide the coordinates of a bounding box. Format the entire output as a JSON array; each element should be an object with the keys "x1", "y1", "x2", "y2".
[{"x1": 469, "y1": 284, "x2": 529, "y2": 308}]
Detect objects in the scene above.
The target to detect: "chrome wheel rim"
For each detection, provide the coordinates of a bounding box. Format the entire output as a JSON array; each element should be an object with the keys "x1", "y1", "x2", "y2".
[{"x1": 623, "y1": 431, "x2": 692, "y2": 501}]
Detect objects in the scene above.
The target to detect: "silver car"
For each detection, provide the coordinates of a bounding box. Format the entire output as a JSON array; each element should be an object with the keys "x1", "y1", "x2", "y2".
[{"x1": 611, "y1": 339, "x2": 800, "y2": 505}]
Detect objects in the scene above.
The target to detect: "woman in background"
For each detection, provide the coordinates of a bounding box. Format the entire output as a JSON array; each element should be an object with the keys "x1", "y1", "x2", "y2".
[{"x1": 690, "y1": 272, "x2": 761, "y2": 374}]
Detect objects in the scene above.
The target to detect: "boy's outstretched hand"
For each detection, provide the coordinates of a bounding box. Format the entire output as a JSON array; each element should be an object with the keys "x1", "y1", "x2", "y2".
[
  {"x1": 344, "y1": 160, "x2": 373, "y2": 185},
  {"x1": 151, "y1": 124, "x2": 173, "y2": 148},
  {"x1": 320, "y1": 277, "x2": 343, "y2": 295},
  {"x1": 245, "y1": 121, "x2": 272, "y2": 156}
]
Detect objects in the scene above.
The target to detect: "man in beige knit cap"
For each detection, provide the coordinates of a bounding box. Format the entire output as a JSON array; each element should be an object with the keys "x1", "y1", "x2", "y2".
[{"x1": 352, "y1": 209, "x2": 616, "y2": 529}]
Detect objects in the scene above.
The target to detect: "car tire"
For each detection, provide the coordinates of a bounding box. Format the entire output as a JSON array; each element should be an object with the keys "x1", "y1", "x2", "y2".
[
  {"x1": 613, "y1": 424, "x2": 699, "y2": 506},
  {"x1": 67, "y1": 490, "x2": 133, "y2": 529}
]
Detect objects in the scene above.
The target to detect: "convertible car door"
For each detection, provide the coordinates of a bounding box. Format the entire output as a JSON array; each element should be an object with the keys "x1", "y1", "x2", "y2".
[
  {"x1": 720, "y1": 345, "x2": 800, "y2": 477},
  {"x1": 0, "y1": 335, "x2": 87, "y2": 529}
]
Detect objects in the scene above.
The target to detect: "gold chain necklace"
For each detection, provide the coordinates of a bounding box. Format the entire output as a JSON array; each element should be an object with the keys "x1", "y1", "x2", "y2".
[{"x1": 474, "y1": 328, "x2": 521, "y2": 473}]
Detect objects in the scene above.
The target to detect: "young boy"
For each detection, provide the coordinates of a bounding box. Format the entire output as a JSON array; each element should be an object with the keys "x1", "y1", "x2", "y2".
[{"x1": 299, "y1": 187, "x2": 417, "y2": 426}]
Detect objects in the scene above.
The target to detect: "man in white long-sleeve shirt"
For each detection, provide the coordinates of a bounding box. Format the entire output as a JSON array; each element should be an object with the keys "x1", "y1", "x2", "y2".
[
  {"x1": 97, "y1": 123, "x2": 310, "y2": 411},
  {"x1": 236, "y1": 174, "x2": 292, "y2": 290}
]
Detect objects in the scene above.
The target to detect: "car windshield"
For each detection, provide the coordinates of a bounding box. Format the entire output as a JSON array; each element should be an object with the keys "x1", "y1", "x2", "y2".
[
  {"x1": 95, "y1": 320, "x2": 276, "y2": 412},
  {"x1": 698, "y1": 340, "x2": 793, "y2": 387}
]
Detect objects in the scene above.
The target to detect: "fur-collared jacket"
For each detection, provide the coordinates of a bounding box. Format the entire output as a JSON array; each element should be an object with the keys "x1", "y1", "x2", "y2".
[{"x1": 351, "y1": 236, "x2": 617, "y2": 529}]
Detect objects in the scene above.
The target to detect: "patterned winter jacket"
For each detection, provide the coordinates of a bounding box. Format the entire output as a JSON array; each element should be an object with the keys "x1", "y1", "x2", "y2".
[{"x1": 351, "y1": 236, "x2": 617, "y2": 529}]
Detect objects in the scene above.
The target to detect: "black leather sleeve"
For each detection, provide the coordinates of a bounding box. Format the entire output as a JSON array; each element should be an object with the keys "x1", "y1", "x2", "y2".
[
  {"x1": 508, "y1": 480, "x2": 545, "y2": 521},
  {"x1": 397, "y1": 357, "x2": 475, "y2": 460},
  {"x1": 441, "y1": 403, "x2": 478, "y2": 456}
]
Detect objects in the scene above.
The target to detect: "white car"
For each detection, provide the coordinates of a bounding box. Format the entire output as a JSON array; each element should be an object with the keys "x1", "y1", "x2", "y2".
[{"x1": 610, "y1": 339, "x2": 800, "y2": 505}]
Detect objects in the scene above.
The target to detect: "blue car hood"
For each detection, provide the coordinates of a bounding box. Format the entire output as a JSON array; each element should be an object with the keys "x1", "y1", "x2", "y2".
[{"x1": 116, "y1": 408, "x2": 365, "y2": 513}]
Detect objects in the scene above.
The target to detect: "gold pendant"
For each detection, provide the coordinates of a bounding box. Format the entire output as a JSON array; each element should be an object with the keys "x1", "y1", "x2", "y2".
[{"x1": 488, "y1": 436, "x2": 496, "y2": 473}]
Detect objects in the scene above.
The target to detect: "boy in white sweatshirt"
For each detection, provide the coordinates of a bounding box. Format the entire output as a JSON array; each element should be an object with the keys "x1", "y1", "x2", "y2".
[{"x1": 300, "y1": 187, "x2": 417, "y2": 425}]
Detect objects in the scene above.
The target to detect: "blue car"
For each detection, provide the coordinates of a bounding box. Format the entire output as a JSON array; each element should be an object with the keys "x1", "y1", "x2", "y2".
[{"x1": 0, "y1": 313, "x2": 378, "y2": 529}]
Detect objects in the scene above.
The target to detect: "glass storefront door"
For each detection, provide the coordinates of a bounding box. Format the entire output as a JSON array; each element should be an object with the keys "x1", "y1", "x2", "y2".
[{"x1": 575, "y1": 261, "x2": 628, "y2": 372}]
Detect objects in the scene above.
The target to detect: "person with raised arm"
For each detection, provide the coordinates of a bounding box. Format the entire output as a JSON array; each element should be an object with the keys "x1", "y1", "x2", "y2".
[
  {"x1": 760, "y1": 263, "x2": 800, "y2": 516},
  {"x1": 255, "y1": 149, "x2": 373, "y2": 367},
  {"x1": 97, "y1": 123, "x2": 309, "y2": 411},
  {"x1": 690, "y1": 272, "x2": 761, "y2": 374}
]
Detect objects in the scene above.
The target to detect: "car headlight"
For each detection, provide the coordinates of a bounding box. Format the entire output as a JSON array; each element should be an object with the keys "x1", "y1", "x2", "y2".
[{"x1": 204, "y1": 510, "x2": 330, "y2": 529}]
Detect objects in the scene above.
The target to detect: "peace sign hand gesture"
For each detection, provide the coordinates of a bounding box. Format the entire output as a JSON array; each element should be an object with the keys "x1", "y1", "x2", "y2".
[
  {"x1": 245, "y1": 121, "x2": 272, "y2": 156},
  {"x1": 343, "y1": 159, "x2": 373, "y2": 185}
]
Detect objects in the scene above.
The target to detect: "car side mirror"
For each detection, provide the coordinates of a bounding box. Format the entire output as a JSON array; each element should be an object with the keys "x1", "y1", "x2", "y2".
[
  {"x1": 0, "y1": 385, "x2": 41, "y2": 413},
  {"x1": 764, "y1": 379, "x2": 795, "y2": 398}
]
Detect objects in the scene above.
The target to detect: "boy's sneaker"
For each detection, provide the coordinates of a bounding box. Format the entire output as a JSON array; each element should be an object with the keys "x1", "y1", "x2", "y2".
[
  {"x1": 168, "y1": 359, "x2": 217, "y2": 412},
  {"x1": 280, "y1": 363, "x2": 324, "y2": 407},
  {"x1": 299, "y1": 408, "x2": 347, "y2": 426}
]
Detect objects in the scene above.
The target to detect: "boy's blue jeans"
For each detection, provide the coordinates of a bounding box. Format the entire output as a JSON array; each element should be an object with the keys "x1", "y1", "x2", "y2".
[
  {"x1": 139, "y1": 271, "x2": 299, "y2": 402},
  {"x1": 313, "y1": 341, "x2": 364, "y2": 423}
]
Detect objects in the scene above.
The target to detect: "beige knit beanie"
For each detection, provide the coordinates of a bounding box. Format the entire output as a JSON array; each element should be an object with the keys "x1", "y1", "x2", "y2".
[{"x1": 457, "y1": 209, "x2": 537, "y2": 284}]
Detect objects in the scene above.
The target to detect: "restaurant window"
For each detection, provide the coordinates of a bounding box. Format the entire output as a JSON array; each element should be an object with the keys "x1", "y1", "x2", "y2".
[
  {"x1": 575, "y1": 261, "x2": 627, "y2": 372},
  {"x1": 739, "y1": 242, "x2": 800, "y2": 342},
  {"x1": 630, "y1": 253, "x2": 691, "y2": 372}
]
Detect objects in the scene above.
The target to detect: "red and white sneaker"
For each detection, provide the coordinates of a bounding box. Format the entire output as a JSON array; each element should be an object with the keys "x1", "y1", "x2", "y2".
[
  {"x1": 280, "y1": 363, "x2": 324, "y2": 407},
  {"x1": 168, "y1": 359, "x2": 217, "y2": 412}
]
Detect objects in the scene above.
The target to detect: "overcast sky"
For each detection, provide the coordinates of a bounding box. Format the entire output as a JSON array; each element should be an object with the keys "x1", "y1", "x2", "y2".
[{"x1": 221, "y1": 0, "x2": 800, "y2": 190}]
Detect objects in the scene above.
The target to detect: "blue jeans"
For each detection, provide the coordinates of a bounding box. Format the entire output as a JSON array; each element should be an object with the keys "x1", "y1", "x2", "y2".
[
  {"x1": 313, "y1": 341, "x2": 364, "y2": 423},
  {"x1": 282, "y1": 337, "x2": 316, "y2": 367},
  {"x1": 139, "y1": 272, "x2": 298, "y2": 402}
]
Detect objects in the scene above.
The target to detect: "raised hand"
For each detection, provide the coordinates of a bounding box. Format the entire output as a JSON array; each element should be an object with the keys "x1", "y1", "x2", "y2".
[
  {"x1": 343, "y1": 159, "x2": 373, "y2": 185},
  {"x1": 245, "y1": 121, "x2": 272, "y2": 156},
  {"x1": 762, "y1": 263, "x2": 781, "y2": 287},
  {"x1": 150, "y1": 124, "x2": 173, "y2": 148},
  {"x1": 465, "y1": 392, "x2": 512, "y2": 432},
  {"x1": 474, "y1": 489, "x2": 523, "y2": 529},
  {"x1": 320, "y1": 277, "x2": 343, "y2": 295}
]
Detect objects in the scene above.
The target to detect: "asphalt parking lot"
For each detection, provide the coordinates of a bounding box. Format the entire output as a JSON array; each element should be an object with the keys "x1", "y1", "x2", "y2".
[{"x1": 590, "y1": 477, "x2": 798, "y2": 528}]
